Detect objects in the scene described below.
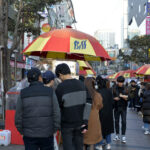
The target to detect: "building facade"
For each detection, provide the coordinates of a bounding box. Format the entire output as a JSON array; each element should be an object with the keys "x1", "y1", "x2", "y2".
[{"x1": 94, "y1": 30, "x2": 116, "y2": 49}]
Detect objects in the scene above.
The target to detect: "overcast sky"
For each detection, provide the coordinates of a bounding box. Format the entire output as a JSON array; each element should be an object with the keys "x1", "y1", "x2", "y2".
[{"x1": 72, "y1": 0, "x2": 124, "y2": 47}]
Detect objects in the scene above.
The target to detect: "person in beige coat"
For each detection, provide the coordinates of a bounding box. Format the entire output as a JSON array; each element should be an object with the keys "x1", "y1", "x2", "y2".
[{"x1": 84, "y1": 77, "x2": 103, "y2": 150}]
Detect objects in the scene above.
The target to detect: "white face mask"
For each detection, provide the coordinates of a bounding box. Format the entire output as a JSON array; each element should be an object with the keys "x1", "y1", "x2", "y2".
[
  {"x1": 95, "y1": 85, "x2": 98, "y2": 89},
  {"x1": 110, "y1": 82, "x2": 113, "y2": 88}
]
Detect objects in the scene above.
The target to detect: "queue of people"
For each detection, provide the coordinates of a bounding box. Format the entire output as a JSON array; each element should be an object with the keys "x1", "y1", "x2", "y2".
[{"x1": 14, "y1": 64, "x2": 150, "y2": 150}]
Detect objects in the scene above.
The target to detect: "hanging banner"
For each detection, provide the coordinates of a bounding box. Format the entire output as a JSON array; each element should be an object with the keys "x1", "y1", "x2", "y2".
[
  {"x1": 147, "y1": 2, "x2": 150, "y2": 16},
  {"x1": 146, "y1": 16, "x2": 150, "y2": 35}
]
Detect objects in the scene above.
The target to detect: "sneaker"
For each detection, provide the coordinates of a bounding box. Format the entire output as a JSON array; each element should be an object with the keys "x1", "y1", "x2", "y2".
[
  {"x1": 106, "y1": 144, "x2": 111, "y2": 149},
  {"x1": 113, "y1": 135, "x2": 120, "y2": 141},
  {"x1": 95, "y1": 145, "x2": 103, "y2": 150},
  {"x1": 122, "y1": 136, "x2": 126, "y2": 143},
  {"x1": 144, "y1": 130, "x2": 150, "y2": 135}
]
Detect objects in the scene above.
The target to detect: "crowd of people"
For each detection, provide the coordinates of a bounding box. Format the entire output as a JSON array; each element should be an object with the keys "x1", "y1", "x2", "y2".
[{"x1": 14, "y1": 63, "x2": 150, "y2": 150}]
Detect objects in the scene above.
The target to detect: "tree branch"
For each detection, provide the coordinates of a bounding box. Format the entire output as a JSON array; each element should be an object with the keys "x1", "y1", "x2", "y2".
[{"x1": 11, "y1": 0, "x2": 23, "y2": 52}]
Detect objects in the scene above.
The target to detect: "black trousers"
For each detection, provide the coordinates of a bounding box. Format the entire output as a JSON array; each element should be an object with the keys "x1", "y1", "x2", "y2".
[
  {"x1": 61, "y1": 127, "x2": 83, "y2": 150},
  {"x1": 129, "y1": 98, "x2": 135, "y2": 108},
  {"x1": 114, "y1": 107, "x2": 127, "y2": 135},
  {"x1": 23, "y1": 136, "x2": 54, "y2": 150}
]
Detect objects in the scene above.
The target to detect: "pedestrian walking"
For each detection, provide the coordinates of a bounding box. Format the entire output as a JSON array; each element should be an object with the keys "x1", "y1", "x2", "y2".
[
  {"x1": 142, "y1": 83, "x2": 150, "y2": 135},
  {"x1": 138, "y1": 82, "x2": 146, "y2": 115},
  {"x1": 55, "y1": 63, "x2": 90, "y2": 150},
  {"x1": 112, "y1": 76, "x2": 128, "y2": 143},
  {"x1": 42, "y1": 70, "x2": 56, "y2": 88},
  {"x1": 15, "y1": 68, "x2": 60, "y2": 150},
  {"x1": 95, "y1": 76, "x2": 114, "y2": 150},
  {"x1": 128, "y1": 80, "x2": 139, "y2": 110},
  {"x1": 83, "y1": 77, "x2": 103, "y2": 150}
]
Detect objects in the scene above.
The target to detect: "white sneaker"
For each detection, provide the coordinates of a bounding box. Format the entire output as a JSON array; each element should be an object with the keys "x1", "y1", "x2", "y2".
[
  {"x1": 144, "y1": 130, "x2": 150, "y2": 135},
  {"x1": 106, "y1": 144, "x2": 111, "y2": 149},
  {"x1": 113, "y1": 135, "x2": 120, "y2": 141},
  {"x1": 122, "y1": 136, "x2": 126, "y2": 143},
  {"x1": 95, "y1": 145, "x2": 103, "y2": 150}
]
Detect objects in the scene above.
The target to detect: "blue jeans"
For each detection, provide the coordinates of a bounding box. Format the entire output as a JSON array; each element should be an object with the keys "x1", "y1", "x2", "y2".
[
  {"x1": 23, "y1": 136, "x2": 54, "y2": 150},
  {"x1": 95, "y1": 134, "x2": 112, "y2": 146},
  {"x1": 144, "y1": 123, "x2": 150, "y2": 130}
]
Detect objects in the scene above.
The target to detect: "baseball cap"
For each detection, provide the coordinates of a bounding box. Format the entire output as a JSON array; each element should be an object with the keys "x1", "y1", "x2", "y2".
[
  {"x1": 42, "y1": 71, "x2": 56, "y2": 84},
  {"x1": 27, "y1": 68, "x2": 41, "y2": 83}
]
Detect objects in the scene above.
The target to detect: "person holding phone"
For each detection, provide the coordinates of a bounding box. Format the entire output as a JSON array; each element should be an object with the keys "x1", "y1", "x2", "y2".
[{"x1": 113, "y1": 76, "x2": 128, "y2": 144}]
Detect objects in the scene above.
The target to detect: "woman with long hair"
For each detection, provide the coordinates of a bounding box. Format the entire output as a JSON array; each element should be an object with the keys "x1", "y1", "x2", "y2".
[
  {"x1": 84, "y1": 77, "x2": 103, "y2": 150},
  {"x1": 95, "y1": 76, "x2": 114, "y2": 150}
]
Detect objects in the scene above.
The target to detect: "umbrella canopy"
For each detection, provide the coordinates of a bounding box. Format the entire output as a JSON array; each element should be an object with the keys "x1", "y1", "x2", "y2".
[
  {"x1": 107, "y1": 70, "x2": 136, "y2": 79},
  {"x1": 23, "y1": 28, "x2": 110, "y2": 61},
  {"x1": 77, "y1": 60, "x2": 92, "y2": 70},
  {"x1": 106, "y1": 74, "x2": 115, "y2": 79},
  {"x1": 79, "y1": 69, "x2": 96, "y2": 76},
  {"x1": 136, "y1": 64, "x2": 150, "y2": 75},
  {"x1": 122, "y1": 69, "x2": 136, "y2": 78},
  {"x1": 107, "y1": 71, "x2": 124, "y2": 79}
]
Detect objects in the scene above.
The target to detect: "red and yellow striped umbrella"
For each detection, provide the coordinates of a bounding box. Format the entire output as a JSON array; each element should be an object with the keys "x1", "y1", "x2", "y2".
[
  {"x1": 107, "y1": 70, "x2": 136, "y2": 79},
  {"x1": 79, "y1": 69, "x2": 96, "y2": 76},
  {"x1": 107, "y1": 71, "x2": 124, "y2": 79},
  {"x1": 23, "y1": 28, "x2": 110, "y2": 61},
  {"x1": 77, "y1": 60, "x2": 92, "y2": 70},
  {"x1": 136, "y1": 64, "x2": 150, "y2": 75},
  {"x1": 122, "y1": 70, "x2": 136, "y2": 78}
]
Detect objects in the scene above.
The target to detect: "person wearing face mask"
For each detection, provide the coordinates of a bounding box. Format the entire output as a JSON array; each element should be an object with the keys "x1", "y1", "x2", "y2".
[
  {"x1": 128, "y1": 80, "x2": 140, "y2": 111},
  {"x1": 95, "y1": 76, "x2": 114, "y2": 150},
  {"x1": 112, "y1": 76, "x2": 128, "y2": 144}
]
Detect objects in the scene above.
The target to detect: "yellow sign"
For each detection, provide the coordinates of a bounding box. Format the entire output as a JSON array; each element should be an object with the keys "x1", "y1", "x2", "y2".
[
  {"x1": 70, "y1": 37, "x2": 96, "y2": 56},
  {"x1": 42, "y1": 23, "x2": 51, "y2": 33}
]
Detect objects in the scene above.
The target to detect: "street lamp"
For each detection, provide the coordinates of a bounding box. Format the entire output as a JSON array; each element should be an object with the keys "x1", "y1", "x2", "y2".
[{"x1": 0, "y1": 45, "x2": 5, "y2": 121}]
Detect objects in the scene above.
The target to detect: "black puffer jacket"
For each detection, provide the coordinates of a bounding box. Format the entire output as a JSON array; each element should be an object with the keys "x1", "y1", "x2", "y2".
[
  {"x1": 143, "y1": 90, "x2": 150, "y2": 123},
  {"x1": 15, "y1": 81, "x2": 60, "y2": 138}
]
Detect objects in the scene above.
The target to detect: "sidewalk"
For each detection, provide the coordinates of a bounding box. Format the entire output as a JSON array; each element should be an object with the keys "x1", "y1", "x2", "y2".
[
  {"x1": 111, "y1": 109, "x2": 150, "y2": 150},
  {"x1": 0, "y1": 109, "x2": 150, "y2": 150}
]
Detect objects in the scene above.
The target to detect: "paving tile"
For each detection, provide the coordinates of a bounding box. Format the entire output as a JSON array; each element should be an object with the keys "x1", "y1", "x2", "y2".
[{"x1": 0, "y1": 110, "x2": 150, "y2": 150}]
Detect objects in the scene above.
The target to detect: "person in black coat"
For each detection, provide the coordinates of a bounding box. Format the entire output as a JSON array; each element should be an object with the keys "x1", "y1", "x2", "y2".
[
  {"x1": 112, "y1": 76, "x2": 128, "y2": 144},
  {"x1": 128, "y1": 80, "x2": 140, "y2": 110},
  {"x1": 95, "y1": 76, "x2": 114, "y2": 150},
  {"x1": 142, "y1": 83, "x2": 150, "y2": 135}
]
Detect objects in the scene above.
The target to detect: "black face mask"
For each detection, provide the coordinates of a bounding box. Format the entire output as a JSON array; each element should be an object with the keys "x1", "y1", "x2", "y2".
[{"x1": 131, "y1": 84, "x2": 136, "y2": 87}]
